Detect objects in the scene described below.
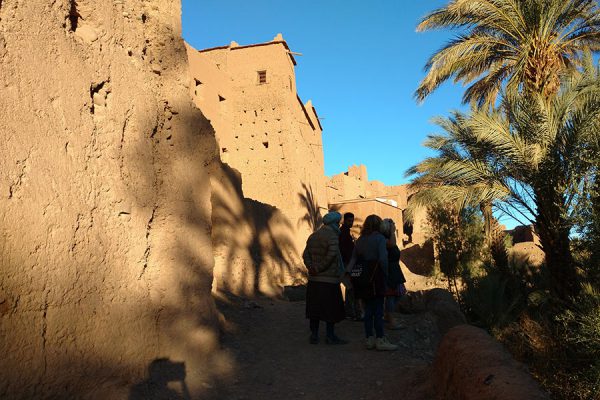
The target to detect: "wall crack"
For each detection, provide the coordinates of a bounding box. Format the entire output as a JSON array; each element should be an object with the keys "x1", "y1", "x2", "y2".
[{"x1": 139, "y1": 206, "x2": 157, "y2": 279}]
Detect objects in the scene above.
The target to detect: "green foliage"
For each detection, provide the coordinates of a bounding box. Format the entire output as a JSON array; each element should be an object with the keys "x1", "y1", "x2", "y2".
[
  {"x1": 573, "y1": 174, "x2": 600, "y2": 282},
  {"x1": 412, "y1": 2, "x2": 600, "y2": 397},
  {"x1": 416, "y1": 0, "x2": 600, "y2": 106},
  {"x1": 462, "y1": 267, "x2": 526, "y2": 329},
  {"x1": 555, "y1": 283, "x2": 600, "y2": 399},
  {"x1": 426, "y1": 204, "x2": 485, "y2": 298}
]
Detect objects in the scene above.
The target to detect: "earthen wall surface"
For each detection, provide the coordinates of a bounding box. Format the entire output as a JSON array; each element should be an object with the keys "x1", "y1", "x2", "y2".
[
  {"x1": 327, "y1": 165, "x2": 406, "y2": 238},
  {"x1": 330, "y1": 199, "x2": 403, "y2": 238},
  {"x1": 0, "y1": 1, "x2": 227, "y2": 398},
  {"x1": 187, "y1": 38, "x2": 328, "y2": 295}
]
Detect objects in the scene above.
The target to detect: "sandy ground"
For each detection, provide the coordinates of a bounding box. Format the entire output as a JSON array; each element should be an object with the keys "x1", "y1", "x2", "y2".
[{"x1": 206, "y1": 295, "x2": 439, "y2": 400}]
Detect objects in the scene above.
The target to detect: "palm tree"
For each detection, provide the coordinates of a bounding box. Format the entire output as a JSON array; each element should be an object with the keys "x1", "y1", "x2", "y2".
[
  {"x1": 408, "y1": 64, "x2": 600, "y2": 298},
  {"x1": 416, "y1": 0, "x2": 600, "y2": 106}
]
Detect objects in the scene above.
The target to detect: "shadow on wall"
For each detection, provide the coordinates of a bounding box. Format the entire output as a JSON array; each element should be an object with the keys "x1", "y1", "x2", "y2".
[
  {"x1": 297, "y1": 183, "x2": 322, "y2": 233},
  {"x1": 0, "y1": 1, "x2": 254, "y2": 397},
  {"x1": 112, "y1": 89, "x2": 234, "y2": 397},
  {"x1": 401, "y1": 241, "x2": 435, "y2": 276},
  {"x1": 211, "y1": 162, "x2": 305, "y2": 297},
  {"x1": 129, "y1": 358, "x2": 191, "y2": 400}
]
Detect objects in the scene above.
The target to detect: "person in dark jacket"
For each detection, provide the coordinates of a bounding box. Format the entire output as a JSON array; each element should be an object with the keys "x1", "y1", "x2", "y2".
[
  {"x1": 380, "y1": 218, "x2": 407, "y2": 330},
  {"x1": 347, "y1": 214, "x2": 398, "y2": 351},
  {"x1": 339, "y1": 212, "x2": 362, "y2": 320},
  {"x1": 303, "y1": 211, "x2": 347, "y2": 345}
]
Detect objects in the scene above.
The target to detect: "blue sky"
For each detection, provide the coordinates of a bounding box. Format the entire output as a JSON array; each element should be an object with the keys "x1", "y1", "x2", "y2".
[
  {"x1": 180, "y1": 1, "x2": 525, "y2": 227},
  {"x1": 181, "y1": 0, "x2": 468, "y2": 184}
]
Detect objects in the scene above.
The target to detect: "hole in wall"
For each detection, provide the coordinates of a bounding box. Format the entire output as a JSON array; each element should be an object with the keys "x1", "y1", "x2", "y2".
[
  {"x1": 90, "y1": 81, "x2": 107, "y2": 114},
  {"x1": 222, "y1": 148, "x2": 228, "y2": 153},
  {"x1": 141, "y1": 14, "x2": 147, "y2": 23},
  {"x1": 218, "y1": 95, "x2": 226, "y2": 102},
  {"x1": 195, "y1": 78, "x2": 202, "y2": 86},
  {"x1": 263, "y1": 142, "x2": 269, "y2": 149}
]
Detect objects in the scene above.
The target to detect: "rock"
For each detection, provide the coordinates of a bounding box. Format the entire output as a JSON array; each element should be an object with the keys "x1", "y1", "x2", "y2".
[
  {"x1": 74, "y1": 25, "x2": 98, "y2": 43},
  {"x1": 424, "y1": 288, "x2": 466, "y2": 335}
]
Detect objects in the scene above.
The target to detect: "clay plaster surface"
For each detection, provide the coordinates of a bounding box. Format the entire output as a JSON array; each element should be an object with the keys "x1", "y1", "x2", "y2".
[
  {"x1": 0, "y1": 1, "x2": 228, "y2": 398},
  {"x1": 187, "y1": 38, "x2": 328, "y2": 296}
]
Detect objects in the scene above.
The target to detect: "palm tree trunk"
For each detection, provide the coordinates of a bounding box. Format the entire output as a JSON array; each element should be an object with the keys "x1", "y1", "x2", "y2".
[
  {"x1": 480, "y1": 201, "x2": 493, "y2": 246},
  {"x1": 534, "y1": 182, "x2": 579, "y2": 299}
]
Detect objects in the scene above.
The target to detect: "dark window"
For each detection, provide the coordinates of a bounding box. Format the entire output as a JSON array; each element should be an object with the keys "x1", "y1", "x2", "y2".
[{"x1": 258, "y1": 70, "x2": 267, "y2": 84}]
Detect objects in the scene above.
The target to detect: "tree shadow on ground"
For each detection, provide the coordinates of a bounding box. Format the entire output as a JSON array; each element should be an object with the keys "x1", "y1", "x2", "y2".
[{"x1": 129, "y1": 358, "x2": 191, "y2": 400}]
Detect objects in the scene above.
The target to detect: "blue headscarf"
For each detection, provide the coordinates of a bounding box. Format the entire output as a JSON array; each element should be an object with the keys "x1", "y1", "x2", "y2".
[{"x1": 322, "y1": 211, "x2": 342, "y2": 233}]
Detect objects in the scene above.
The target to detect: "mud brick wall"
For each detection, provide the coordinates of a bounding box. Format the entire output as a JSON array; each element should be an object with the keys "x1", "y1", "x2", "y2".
[{"x1": 0, "y1": 1, "x2": 228, "y2": 398}]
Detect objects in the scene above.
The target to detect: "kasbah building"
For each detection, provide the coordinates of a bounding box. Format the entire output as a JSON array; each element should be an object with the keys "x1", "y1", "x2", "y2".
[{"x1": 186, "y1": 34, "x2": 430, "y2": 296}]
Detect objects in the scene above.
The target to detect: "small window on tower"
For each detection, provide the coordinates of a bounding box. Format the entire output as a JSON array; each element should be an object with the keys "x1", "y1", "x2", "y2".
[{"x1": 257, "y1": 70, "x2": 267, "y2": 84}]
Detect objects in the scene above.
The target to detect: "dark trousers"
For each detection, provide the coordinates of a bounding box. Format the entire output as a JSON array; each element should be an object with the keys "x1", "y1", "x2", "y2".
[
  {"x1": 310, "y1": 319, "x2": 335, "y2": 338},
  {"x1": 363, "y1": 296, "x2": 384, "y2": 338},
  {"x1": 344, "y1": 286, "x2": 363, "y2": 319}
]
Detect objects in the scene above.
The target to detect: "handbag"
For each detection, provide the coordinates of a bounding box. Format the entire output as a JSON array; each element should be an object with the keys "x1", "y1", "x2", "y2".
[{"x1": 350, "y1": 260, "x2": 379, "y2": 299}]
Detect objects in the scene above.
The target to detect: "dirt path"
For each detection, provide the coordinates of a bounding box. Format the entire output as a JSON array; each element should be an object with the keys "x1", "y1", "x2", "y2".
[{"x1": 209, "y1": 295, "x2": 439, "y2": 400}]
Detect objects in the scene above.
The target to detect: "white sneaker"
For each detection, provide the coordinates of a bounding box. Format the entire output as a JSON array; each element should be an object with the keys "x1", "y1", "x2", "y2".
[
  {"x1": 365, "y1": 336, "x2": 375, "y2": 350},
  {"x1": 376, "y1": 336, "x2": 398, "y2": 351}
]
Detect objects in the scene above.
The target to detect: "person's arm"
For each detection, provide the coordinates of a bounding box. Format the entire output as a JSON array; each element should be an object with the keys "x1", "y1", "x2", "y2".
[
  {"x1": 302, "y1": 239, "x2": 318, "y2": 275},
  {"x1": 378, "y1": 235, "x2": 389, "y2": 276},
  {"x1": 386, "y1": 222, "x2": 397, "y2": 247}
]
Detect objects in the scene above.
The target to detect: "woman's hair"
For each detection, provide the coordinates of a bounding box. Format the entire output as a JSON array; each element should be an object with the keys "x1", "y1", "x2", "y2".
[
  {"x1": 379, "y1": 218, "x2": 394, "y2": 239},
  {"x1": 360, "y1": 214, "x2": 383, "y2": 237}
]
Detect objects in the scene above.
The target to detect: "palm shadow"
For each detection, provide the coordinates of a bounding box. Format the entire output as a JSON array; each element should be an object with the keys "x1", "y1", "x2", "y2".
[
  {"x1": 297, "y1": 182, "x2": 323, "y2": 233},
  {"x1": 211, "y1": 161, "x2": 302, "y2": 297}
]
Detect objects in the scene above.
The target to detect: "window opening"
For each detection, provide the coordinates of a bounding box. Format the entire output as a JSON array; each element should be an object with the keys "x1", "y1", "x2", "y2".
[{"x1": 257, "y1": 70, "x2": 267, "y2": 84}]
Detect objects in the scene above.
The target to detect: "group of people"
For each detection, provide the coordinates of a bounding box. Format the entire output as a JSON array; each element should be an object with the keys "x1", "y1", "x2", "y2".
[{"x1": 302, "y1": 211, "x2": 407, "y2": 351}]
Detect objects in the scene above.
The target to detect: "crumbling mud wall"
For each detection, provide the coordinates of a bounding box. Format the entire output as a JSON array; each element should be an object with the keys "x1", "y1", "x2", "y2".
[
  {"x1": 0, "y1": 1, "x2": 229, "y2": 398},
  {"x1": 434, "y1": 325, "x2": 549, "y2": 400}
]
